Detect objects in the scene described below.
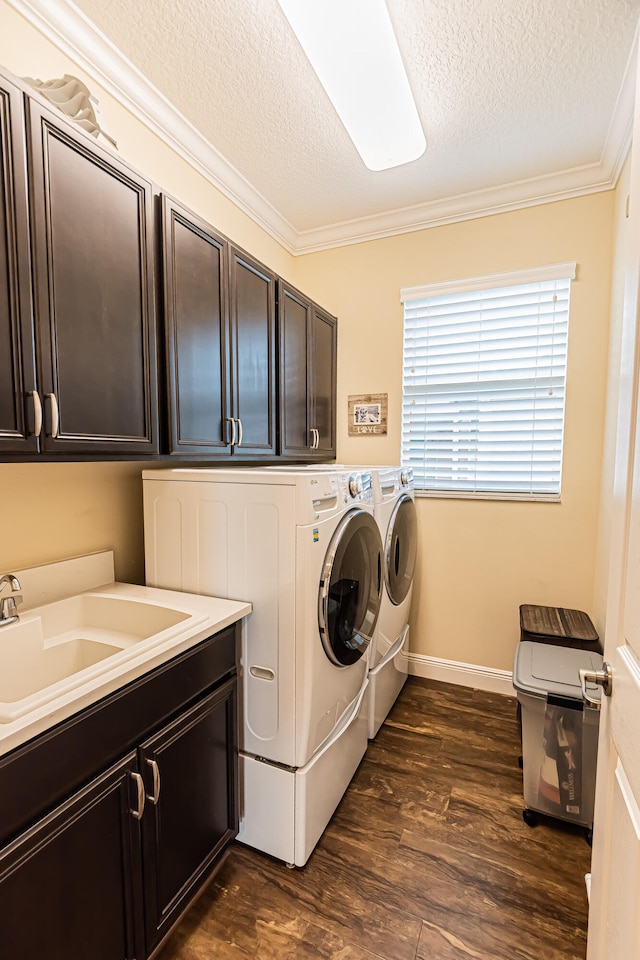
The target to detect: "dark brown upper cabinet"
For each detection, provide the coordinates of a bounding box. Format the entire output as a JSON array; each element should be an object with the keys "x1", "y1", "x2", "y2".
[
  {"x1": 278, "y1": 280, "x2": 336, "y2": 461},
  {"x1": 228, "y1": 245, "x2": 277, "y2": 457},
  {"x1": 161, "y1": 196, "x2": 277, "y2": 459},
  {"x1": 161, "y1": 195, "x2": 231, "y2": 456},
  {"x1": 0, "y1": 69, "x2": 37, "y2": 454},
  {"x1": 310, "y1": 305, "x2": 337, "y2": 458},
  {"x1": 25, "y1": 94, "x2": 159, "y2": 455},
  {"x1": 0, "y1": 59, "x2": 337, "y2": 464}
]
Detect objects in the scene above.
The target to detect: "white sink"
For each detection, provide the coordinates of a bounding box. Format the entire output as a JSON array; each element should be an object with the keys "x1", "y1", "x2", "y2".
[
  {"x1": 0, "y1": 592, "x2": 192, "y2": 722},
  {"x1": 0, "y1": 634, "x2": 121, "y2": 702},
  {"x1": 36, "y1": 593, "x2": 190, "y2": 646},
  {"x1": 0, "y1": 554, "x2": 251, "y2": 758}
]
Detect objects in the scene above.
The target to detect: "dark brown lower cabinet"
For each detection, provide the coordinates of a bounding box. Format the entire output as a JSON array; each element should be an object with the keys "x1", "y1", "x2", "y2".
[
  {"x1": 0, "y1": 752, "x2": 143, "y2": 960},
  {"x1": 141, "y1": 684, "x2": 238, "y2": 952},
  {"x1": 0, "y1": 629, "x2": 238, "y2": 960}
]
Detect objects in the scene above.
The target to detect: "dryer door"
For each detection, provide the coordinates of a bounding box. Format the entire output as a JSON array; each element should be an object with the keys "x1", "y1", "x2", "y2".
[
  {"x1": 318, "y1": 509, "x2": 382, "y2": 666},
  {"x1": 385, "y1": 494, "x2": 417, "y2": 606}
]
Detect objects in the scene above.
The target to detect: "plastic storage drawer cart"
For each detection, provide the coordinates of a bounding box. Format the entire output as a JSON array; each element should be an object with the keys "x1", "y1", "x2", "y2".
[{"x1": 513, "y1": 641, "x2": 603, "y2": 842}]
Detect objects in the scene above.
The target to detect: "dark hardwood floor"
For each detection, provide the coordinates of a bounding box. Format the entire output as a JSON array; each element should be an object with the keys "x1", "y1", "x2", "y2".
[{"x1": 156, "y1": 678, "x2": 592, "y2": 960}]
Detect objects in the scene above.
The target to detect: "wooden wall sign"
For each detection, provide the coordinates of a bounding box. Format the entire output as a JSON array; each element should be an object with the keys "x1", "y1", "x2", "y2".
[{"x1": 348, "y1": 393, "x2": 388, "y2": 436}]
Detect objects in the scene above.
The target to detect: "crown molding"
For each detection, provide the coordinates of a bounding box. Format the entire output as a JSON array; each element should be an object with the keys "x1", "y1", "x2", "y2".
[
  {"x1": 293, "y1": 164, "x2": 620, "y2": 254},
  {"x1": 601, "y1": 21, "x2": 638, "y2": 187},
  {"x1": 8, "y1": 0, "x2": 636, "y2": 257},
  {"x1": 7, "y1": 0, "x2": 299, "y2": 253},
  {"x1": 292, "y1": 26, "x2": 638, "y2": 254}
]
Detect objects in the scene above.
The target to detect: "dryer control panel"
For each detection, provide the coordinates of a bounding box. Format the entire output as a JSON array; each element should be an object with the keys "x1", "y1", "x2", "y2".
[
  {"x1": 400, "y1": 467, "x2": 413, "y2": 488},
  {"x1": 346, "y1": 470, "x2": 373, "y2": 503}
]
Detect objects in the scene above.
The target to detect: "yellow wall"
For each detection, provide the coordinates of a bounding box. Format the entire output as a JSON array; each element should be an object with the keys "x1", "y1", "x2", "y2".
[
  {"x1": 0, "y1": 2, "x2": 296, "y2": 584},
  {"x1": 296, "y1": 195, "x2": 615, "y2": 670},
  {"x1": 0, "y1": 462, "x2": 149, "y2": 582},
  {"x1": 0, "y1": 3, "x2": 617, "y2": 672}
]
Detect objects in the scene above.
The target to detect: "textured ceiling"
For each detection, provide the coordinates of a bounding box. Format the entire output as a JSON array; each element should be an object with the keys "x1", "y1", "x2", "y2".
[{"x1": 56, "y1": 0, "x2": 640, "y2": 243}]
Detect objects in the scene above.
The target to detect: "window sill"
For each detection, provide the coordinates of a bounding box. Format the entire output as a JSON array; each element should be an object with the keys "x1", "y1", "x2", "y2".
[{"x1": 413, "y1": 490, "x2": 562, "y2": 503}]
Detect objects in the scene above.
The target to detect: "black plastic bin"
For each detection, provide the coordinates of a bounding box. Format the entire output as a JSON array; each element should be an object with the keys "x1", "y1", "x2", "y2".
[{"x1": 519, "y1": 604, "x2": 602, "y2": 654}]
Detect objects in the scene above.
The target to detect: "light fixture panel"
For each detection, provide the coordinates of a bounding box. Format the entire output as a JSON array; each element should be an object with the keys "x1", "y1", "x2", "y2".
[{"x1": 276, "y1": 0, "x2": 426, "y2": 171}]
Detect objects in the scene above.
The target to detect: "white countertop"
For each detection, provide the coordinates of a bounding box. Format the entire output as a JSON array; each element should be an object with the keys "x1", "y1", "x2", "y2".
[{"x1": 0, "y1": 578, "x2": 251, "y2": 758}]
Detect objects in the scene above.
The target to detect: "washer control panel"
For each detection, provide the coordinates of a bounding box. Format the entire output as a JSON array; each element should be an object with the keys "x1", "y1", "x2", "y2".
[{"x1": 348, "y1": 475, "x2": 361, "y2": 498}]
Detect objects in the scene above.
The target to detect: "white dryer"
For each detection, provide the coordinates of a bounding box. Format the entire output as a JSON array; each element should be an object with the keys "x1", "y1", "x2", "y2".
[
  {"x1": 367, "y1": 466, "x2": 417, "y2": 738},
  {"x1": 142, "y1": 466, "x2": 382, "y2": 867}
]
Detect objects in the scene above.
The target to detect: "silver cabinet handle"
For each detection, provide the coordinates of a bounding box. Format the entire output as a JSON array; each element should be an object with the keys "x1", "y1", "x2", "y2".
[
  {"x1": 46, "y1": 393, "x2": 59, "y2": 438},
  {"x1": 313, "y1": 428, "x2": 320, "y2": 449},
  {"x1": 30, "y1": 391, "x2": 42, "y2": 438},
  {"x1": 579, "y1": 662, "x2": 613, "y2": 708},
  {"x1": 226, "y1": 416, "x2": 236, "y2": 446},
  {"x1": 130, "y1": 771, "x2": 146, "y2": 820},
  {"x1": 236, "y1": 417, "x2": 243, "y2": 447},
  {"x1": 146, "y1": 758, "x2": 161, "y2": 804}
]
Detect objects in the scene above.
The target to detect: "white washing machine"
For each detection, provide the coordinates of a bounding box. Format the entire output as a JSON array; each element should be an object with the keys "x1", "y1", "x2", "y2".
[
  {"x1": 266, "y1": 464, "x2": 417, "y2": 738},
  {"x1": 367, "y1": 466, "x2": 417, "y2": 738},
  {"x1": 142, "y1": 466, "x2": 382, "y2": 867}
]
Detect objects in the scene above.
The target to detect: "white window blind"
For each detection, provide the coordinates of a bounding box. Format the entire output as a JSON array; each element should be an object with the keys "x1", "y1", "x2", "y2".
[{"x1": 401, "y1": 266, "x2": 574, "y2": 498}]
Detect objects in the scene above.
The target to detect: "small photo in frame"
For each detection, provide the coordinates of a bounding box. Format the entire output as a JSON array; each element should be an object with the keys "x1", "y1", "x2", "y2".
[{"x1": 348, "y1": 393, "x2": 388, "y2": 436}]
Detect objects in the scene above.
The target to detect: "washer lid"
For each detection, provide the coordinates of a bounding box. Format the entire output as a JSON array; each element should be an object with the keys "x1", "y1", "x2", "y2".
[{"x1": 513, "y1": 641, "x2": 603, "y2": 701}]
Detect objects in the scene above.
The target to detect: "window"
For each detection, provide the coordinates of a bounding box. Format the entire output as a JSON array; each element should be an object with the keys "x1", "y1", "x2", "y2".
[{"x1": 401, "y1": 263, "x2": 575, "y2": 499}]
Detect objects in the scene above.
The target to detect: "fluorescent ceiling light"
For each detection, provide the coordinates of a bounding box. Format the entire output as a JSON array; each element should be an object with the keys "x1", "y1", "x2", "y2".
[{"x1": 276, "y1": 0, "x2": 426, "y2": 172}]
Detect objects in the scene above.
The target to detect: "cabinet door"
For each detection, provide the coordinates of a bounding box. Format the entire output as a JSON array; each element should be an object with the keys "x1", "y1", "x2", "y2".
[
  {"x1": 0, "y1": 752, "x2": 144, "y2": 960},
  {"x1": 311, "y1": 307, "x2": 337, "y2": 459},
  {"x1": 161, "y1": 195, "x2": 232, "y2": 456},
  {"x1": 278, "y1": 280, "x2": 313, "y2": 458},
  {"x1": 229, "y1": 246, "x2": 276, "y2": 456},
  {"x1": 27, "y1": 97, "x2": 159, "y2": 455},
  {"x1": 0, "y1": 71, "x2": 37, "y2": 453},
  {"x1": 140, "y1": 679, "x2": 238, "y2": 952}
]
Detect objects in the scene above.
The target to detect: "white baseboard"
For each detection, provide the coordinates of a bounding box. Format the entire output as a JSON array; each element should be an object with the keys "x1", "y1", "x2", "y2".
[{"x1": 406, "y1": 652, "x2": 514, "y2": 697}]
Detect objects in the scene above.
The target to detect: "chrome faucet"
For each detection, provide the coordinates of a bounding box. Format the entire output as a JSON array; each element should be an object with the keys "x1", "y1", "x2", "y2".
[{"x1": 0, "y1": 574, "x2": 23, "y2": 626}]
